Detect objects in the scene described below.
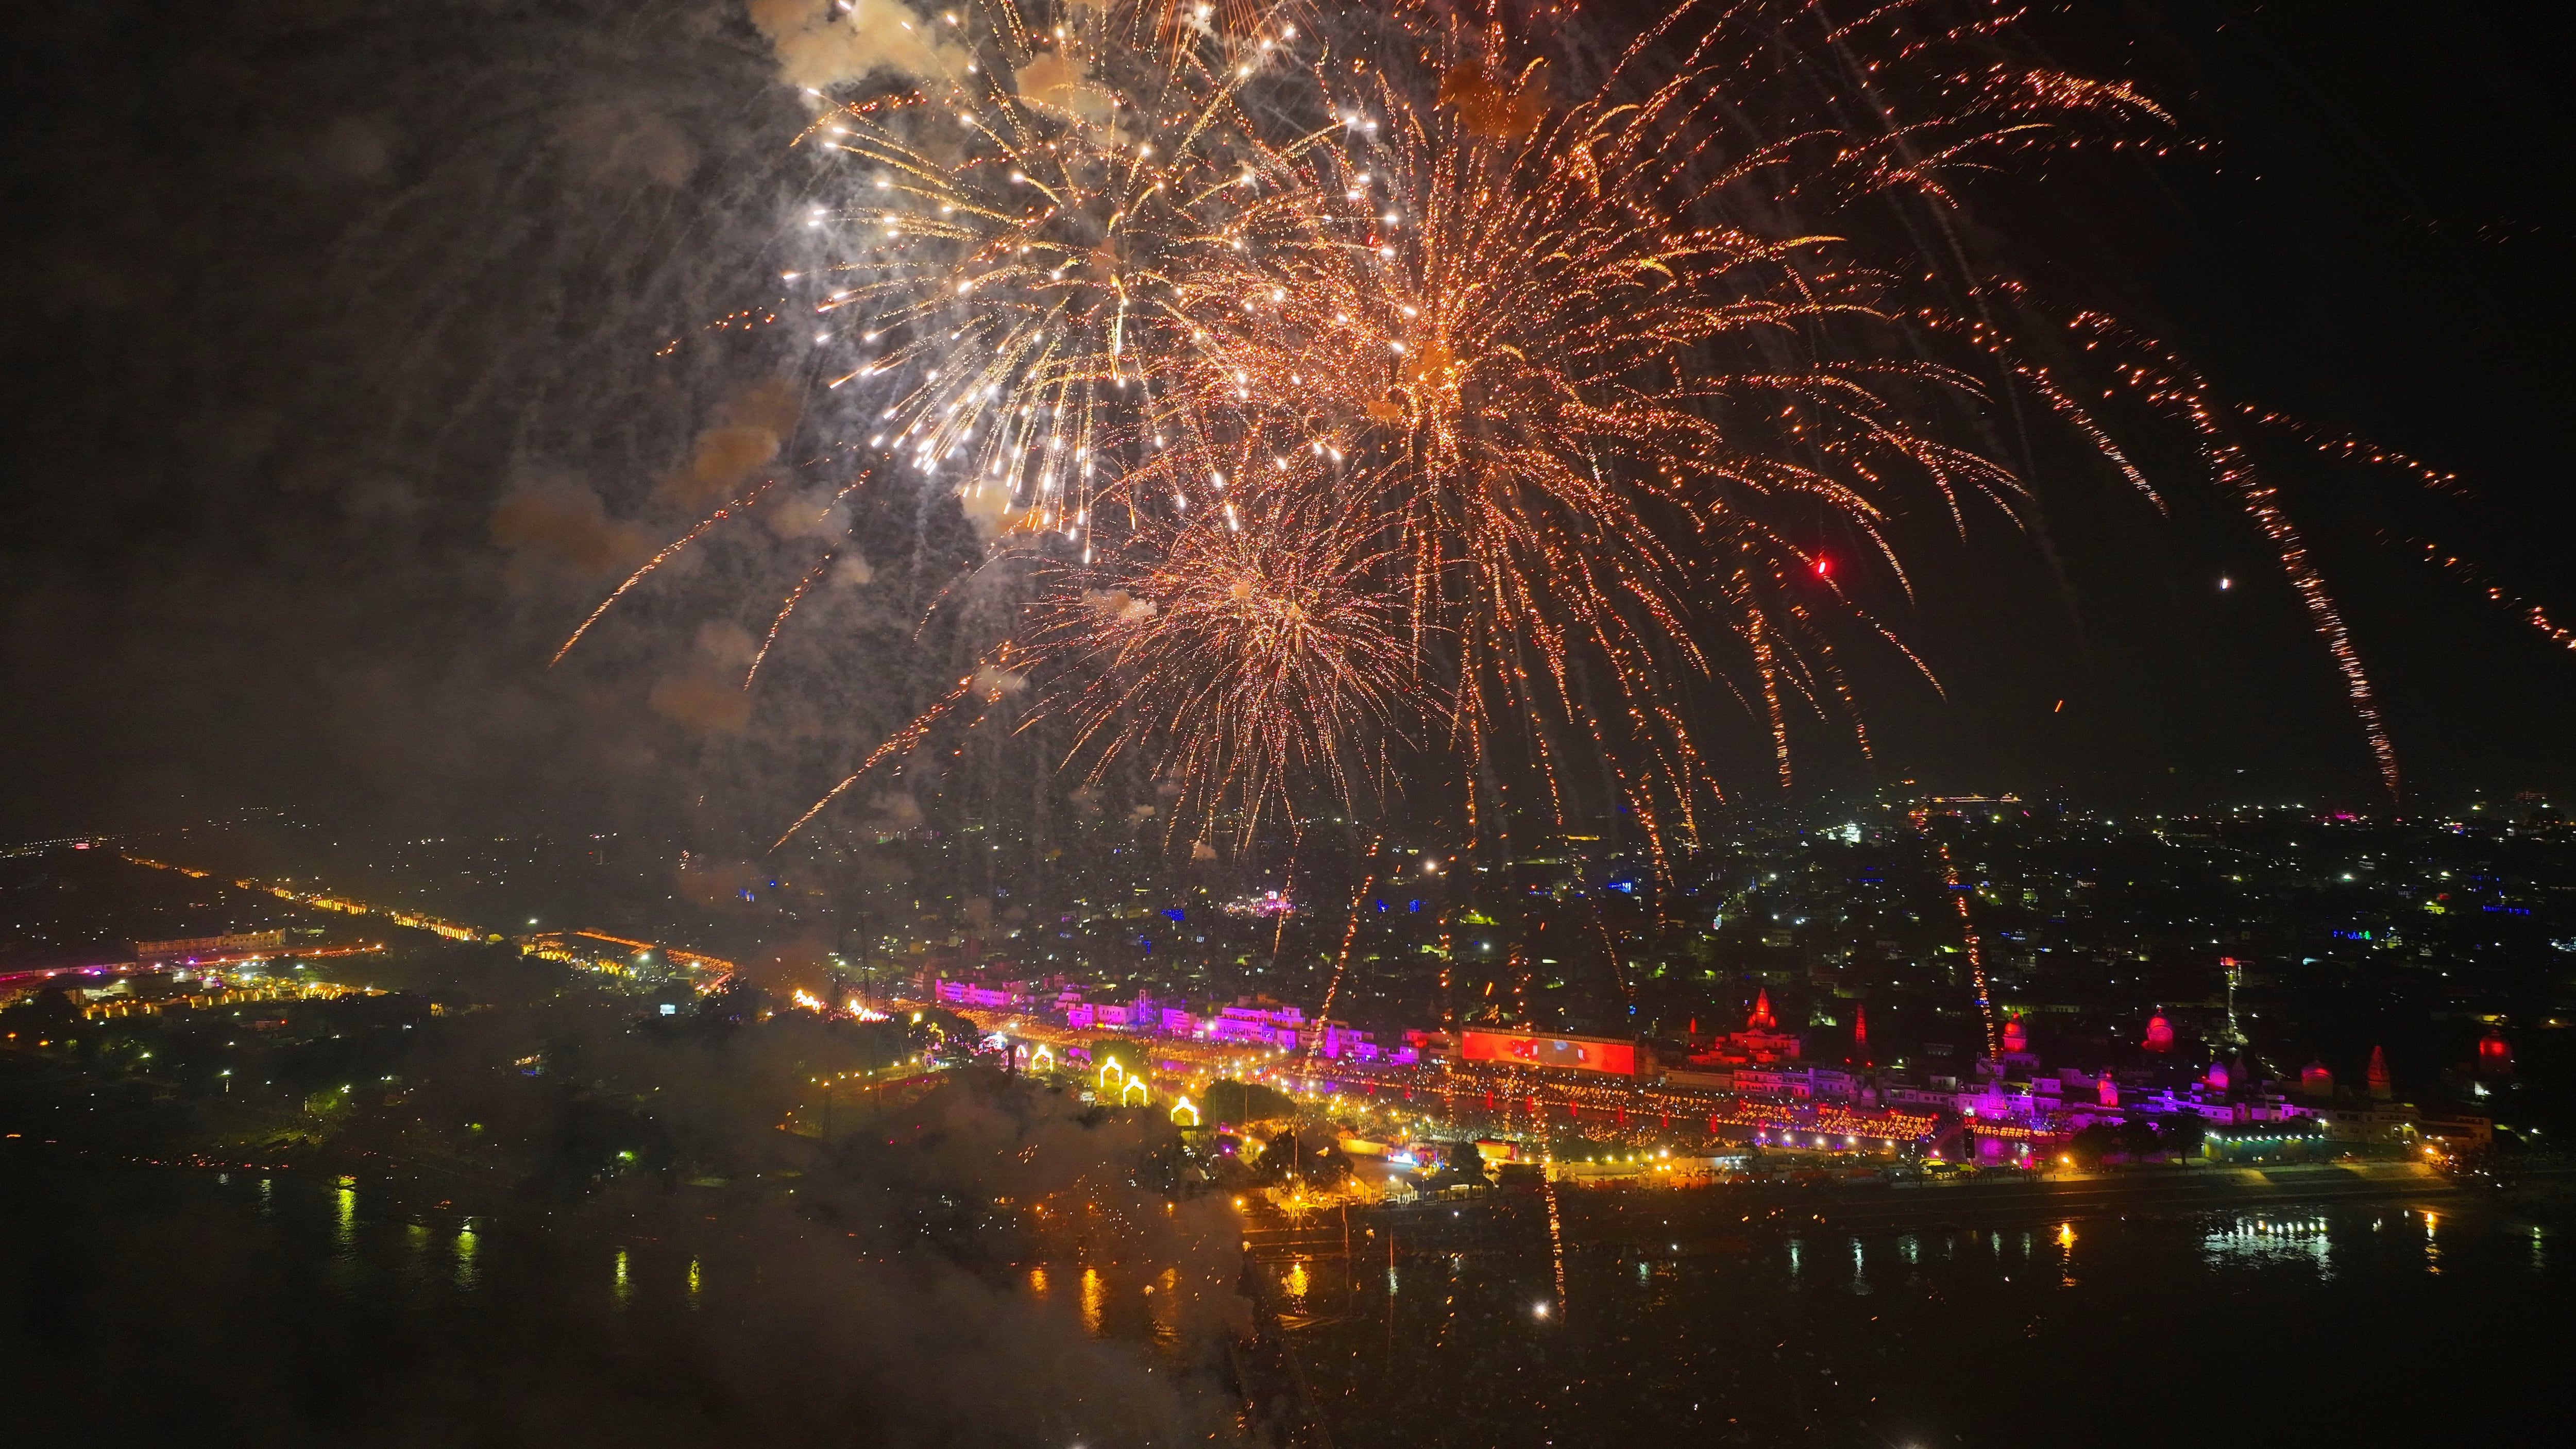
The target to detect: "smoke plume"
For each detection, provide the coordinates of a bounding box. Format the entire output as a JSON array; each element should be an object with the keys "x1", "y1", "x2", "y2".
[{"x1": 747, "y1": 0, "x2": 971, "y2": 95}]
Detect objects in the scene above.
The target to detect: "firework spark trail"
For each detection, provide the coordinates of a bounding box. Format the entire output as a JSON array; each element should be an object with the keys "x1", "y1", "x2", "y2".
[
  {"x1": 2065, "y1": 311, "x2": 2401, "y2": 796},
  {"x1": 548, "y1": 485, "x2": 771, "y2": 668},
  {"x1": 2401, "y1": 538, "x2": 2576, "y2": 654},
  {"x1": 769, "y1": 671, "x2": 981, "y2": 849},
  {"x1": 744, "y1": 550, "x2": 838, "y2": 689},
  {"x1": 1267, "y1": 823, "x2": 1302, "y2": 968},
  {"x1": 1307, "y1": 833, "x2": 1383, "y2": 1060},
  {"x1": 740, "y1": 467, "x2": 888, "y2": 689},
  {"x1": 2242, "y1": 408, "x2": 2465, "y2": 495},
  {"x1": 1932, "y1": 836, "x2": 1999, "y2": 1060}
]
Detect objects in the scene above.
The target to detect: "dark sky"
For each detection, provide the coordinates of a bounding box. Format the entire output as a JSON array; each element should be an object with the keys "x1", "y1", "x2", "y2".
[{"x1": 5, "y1": 0, "x2": 2574, "y2": 844}]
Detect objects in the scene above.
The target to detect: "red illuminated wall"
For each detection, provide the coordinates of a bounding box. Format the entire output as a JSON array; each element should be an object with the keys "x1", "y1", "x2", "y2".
[{"x1": 1458, "y1": 1030, "x2": 1637, "y2": 1077}]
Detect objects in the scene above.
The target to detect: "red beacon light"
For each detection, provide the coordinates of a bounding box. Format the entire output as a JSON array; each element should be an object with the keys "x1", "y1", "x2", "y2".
[{"x1": 2479, "y1": 1028, "x2": 2514, "y2": 1076}]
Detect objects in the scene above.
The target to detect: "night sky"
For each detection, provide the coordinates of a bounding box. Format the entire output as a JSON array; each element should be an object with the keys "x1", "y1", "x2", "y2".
[{"x1": 6, "y1": 0, "x2": 2574, "y2": 843}]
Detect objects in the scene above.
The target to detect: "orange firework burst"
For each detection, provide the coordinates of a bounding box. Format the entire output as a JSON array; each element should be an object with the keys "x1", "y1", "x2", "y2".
[
  {"x1": 1147, "y1": 1, "x2": 2172, "y2": 855},
  {"x1": 1029, "y1": 490, "x2": 1413, "y2": 840}
]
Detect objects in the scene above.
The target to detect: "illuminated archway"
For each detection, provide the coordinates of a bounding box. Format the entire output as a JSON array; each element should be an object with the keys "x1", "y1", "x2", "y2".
[
  {"x1": 1098, "y1": 1058, "x2": 1126, "y2": 1093},
  {"x1": 1170, "y1": 1096, "x2": 1200, "y2": 1127},
  {"x1": 1121, "y1": 1077, "x2": 1149, "y2": 1107},
  {"x1": 1030, "y1": 1044, "x2": 1055, "y2": 1072}
]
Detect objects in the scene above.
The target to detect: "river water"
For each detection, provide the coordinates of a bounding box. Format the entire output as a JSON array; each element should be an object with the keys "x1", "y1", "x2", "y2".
[
  {"x1": 1270, "y1": 1195, "x2": 2563, "y2": 1446},
  {"x1": 3, "y1": 1156, "x2": 2558, "y2": 1445},
  {"x1": 0, "y1": 1155, "x2": 1219, "y2": 1446}
]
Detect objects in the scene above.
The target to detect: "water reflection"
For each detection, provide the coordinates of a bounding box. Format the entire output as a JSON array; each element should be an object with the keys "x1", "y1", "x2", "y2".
[
  {"x1": 1151, "y1": 1266, "x2": 1181, "y2": 1349},
  {"x1": 454, "y1": 1226, "x2": 479, "y2": 1290},
  {"x1": 1080, "y1": 1265, "x2": 1105, "y2": 1335},
  {"x1": 614, "y1": 1248, "x2": 632, "y2": 1307},
  {"x1": 328, "y1": 1179, "x2": 361, "y2": 1291},
  {"x1": 2199, "y1": 1214, "x2": 2332, "y2": 1276}
]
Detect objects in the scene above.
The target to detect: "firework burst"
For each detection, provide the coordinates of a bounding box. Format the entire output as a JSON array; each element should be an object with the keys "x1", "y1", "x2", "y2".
[
  {"x1": 1128, "y1": 0, "x2": 2173, "y2": 855},
  {"x1": 1029, "y1": 490, "x2": 1412, "y2": 840},
  {"x1": 556, "y1": 0, "x2": 2477, "y2": 855}
]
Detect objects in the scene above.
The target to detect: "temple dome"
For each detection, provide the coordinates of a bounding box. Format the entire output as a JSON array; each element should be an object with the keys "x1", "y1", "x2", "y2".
[
  {"x1": 2299, "y1": 1061, "x2": 2334, "y2": 1098},
  {"x1": 2143, "y1": 1012, "x2": 2175, "y2": 1053}
]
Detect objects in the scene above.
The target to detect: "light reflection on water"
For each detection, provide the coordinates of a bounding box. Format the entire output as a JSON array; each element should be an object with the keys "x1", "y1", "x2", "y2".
[
  {"x1": 328, "y1": 1180, "x2": 361, "y2": 1290},
  {"x1": 1150, "y1": 1266, "x2": 1181, "y2": 1349},
  {"x1": 2200, "y1": 1213, "x2": 2334, "y2": 1276},
  {"x1": 1018, "y1": 1260, "x2": 1199, "y2": 1345}
]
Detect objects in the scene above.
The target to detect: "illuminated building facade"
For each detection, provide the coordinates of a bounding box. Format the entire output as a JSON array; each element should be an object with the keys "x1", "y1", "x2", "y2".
[{"x1": 132, "y1": 929, "x2": 284, "y2": 961}]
